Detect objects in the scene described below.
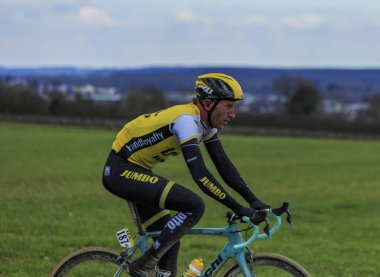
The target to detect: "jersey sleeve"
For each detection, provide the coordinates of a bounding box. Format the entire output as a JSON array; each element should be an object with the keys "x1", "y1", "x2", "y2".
[
  {"x1": 204, "y1": 134, "x2": 260, "y2": 205},
  {"x1": 171, "y1": 114, "x2": 198, "y2": 144},
  {"x1": 203, "y1": 128, "x2": 218, "y2": 142},
  {"x1": 181, "y1": 138, "x2": 243, "y2": 213}
]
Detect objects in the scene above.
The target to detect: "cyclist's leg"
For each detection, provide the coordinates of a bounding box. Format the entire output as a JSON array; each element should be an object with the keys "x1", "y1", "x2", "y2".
[
  {"x1": 103, "y1": 153, "x2": 173, "y2": 275},
  {"x1": 131, "y1": 183, "x2": 205, "y2": 276},
  {"x1": 157, "y1": 241, "x2": 180, "y2": 275},
  {"x1": 102, "y1": 152, "x2": 205, "y2": 275},
  {"x1": 141, "y1": 182, "x2": 205, "y2": 268},
  {"x1": 136, "y1": 204, "x2": 180, "y2": 275}
]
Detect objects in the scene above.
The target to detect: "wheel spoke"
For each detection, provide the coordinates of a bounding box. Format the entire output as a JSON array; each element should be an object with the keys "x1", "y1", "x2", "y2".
[
  {"x1": 51, "y1": 247, "x2": 125, "y2": 277},
  {"x1": 221, "y1": 253, "x2": 311, "y2": 277}
]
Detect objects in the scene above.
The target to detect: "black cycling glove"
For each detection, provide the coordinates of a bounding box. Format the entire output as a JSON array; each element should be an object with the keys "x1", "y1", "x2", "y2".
[
  {"x1": 250, "y1": 199, "x2": 270, "y2": 211},
  {"x1": 236, "y1": 206, "x2": 257, "y2": 218}
]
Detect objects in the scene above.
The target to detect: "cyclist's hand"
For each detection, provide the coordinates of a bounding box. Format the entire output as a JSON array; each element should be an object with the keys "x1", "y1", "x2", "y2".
[
  {"x1": 236, "y1": 206, "x2": 257, "y2": 219},
  {"x1": 250, "y1": 199, "x2": 270, "y2": 211},
  {"x1": 237, "y1": 206, "x2": 269, "y2": 226}
]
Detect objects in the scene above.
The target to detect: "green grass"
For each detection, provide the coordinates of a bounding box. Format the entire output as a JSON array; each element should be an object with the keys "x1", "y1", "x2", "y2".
[{"x1": 1, "y1": 122, "x2": 379, "y2": 276}]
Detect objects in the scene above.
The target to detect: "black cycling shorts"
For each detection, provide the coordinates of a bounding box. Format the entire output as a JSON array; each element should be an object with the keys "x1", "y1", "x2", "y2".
[{"x1": 102, "y1": 150, "x2": 202, "y2": 231}]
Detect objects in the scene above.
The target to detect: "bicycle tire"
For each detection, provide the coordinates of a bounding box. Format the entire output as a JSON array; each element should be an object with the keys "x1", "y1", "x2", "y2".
[
  {"x1": 221, "y1": 252, "x2": 311, "y2": 277},
  {"x1": 50, "y1": 247, "x2": 124, "y2": 277}
]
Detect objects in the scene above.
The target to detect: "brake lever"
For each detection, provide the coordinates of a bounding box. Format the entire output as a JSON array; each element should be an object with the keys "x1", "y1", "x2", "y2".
[
  {"x1": 263, "y1": 218, "x2": 271, "y2": 238},
  {"x1": 250, "y1": 209, "x2": 269, "y2": 226},
  {"x1": 272, "y1": 201, "x2": 294, "y2": 229},
  {"x1": 286, "y1": 207, "x2": 294, "y2": 229}
]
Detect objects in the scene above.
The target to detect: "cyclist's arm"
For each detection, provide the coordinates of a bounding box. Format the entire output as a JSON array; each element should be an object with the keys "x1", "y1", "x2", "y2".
[
  {"x1": 203, "y1": 134, "x2": 263, "y2": 205},
  {"x1": 180, "y1": 138, "x2": 243, "y2": 212}
]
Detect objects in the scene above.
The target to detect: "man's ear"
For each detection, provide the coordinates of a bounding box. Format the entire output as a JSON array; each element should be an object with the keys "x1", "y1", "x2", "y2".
[{"x1": 202, "y1": 99, "x2": 213, "y2": 111}]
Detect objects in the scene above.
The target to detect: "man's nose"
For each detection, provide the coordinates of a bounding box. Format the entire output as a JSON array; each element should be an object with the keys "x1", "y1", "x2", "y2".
[{"x1": 229, "y1": 108, "x2": 235, "y2": 119}]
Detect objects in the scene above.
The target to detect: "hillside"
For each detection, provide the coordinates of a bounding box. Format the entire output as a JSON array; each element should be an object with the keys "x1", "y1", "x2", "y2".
[{"x1": 1, "y1": 66, "x2": 380, "y2": 101}]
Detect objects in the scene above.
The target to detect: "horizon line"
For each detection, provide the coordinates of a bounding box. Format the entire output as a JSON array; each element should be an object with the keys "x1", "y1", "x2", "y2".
[{"x1": 1, "y1": 64, "x2": 380, "y2": 71}]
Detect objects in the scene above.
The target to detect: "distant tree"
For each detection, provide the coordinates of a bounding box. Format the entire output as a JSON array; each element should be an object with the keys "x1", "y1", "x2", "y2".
[
  {"x1": 48, "y1": 91, "x2": 67, "y2": 115},
  {"x1": 274, "y1": 76, "x2": 304, "y2": 99},
  {"x1": 274, "y1": 76, "x2": 322, "y2": 116},
  {"x1": 366, "y1": 94, "x2": 380, "y2": 119},
  {"x1": 286, "y1": 81, "x2": 322, "y2": 116},
  {"x1": 357, "y1": 93, "x2": 380, "y2": 123},
  {"x1": 124, "y1": 87, "x2": 167, "y2": 117},
  {"x1": 69, "y1": 92, "x2": 96, "y2": 117},
  {"x1": 273, "y1": 76, "x2": 309, "y2": 114},
  {"x1": 48, "y1": 91, "x2": 100, "y2": 117},
  {"x1": 0, "y1": 82, "x2": 46, "y2": 114},
  {"x1": 0, "y1": 81, "x2": 12, "y2": 113}
]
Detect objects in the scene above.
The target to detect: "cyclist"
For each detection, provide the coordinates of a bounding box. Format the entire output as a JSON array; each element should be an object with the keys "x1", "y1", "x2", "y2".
[{"x1": 102, "y1": 73, "x2": 269, "y2": 277}]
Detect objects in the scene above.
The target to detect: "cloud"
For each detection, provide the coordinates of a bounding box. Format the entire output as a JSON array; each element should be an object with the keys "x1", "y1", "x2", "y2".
[
  {"x1": 173, "y1": 10, "x2": 198, "y2": 22},
  {"x1": 172, "y1": 10, "x2": 209, "y2": 26},
  {"x1": 77, "y1": 6, "x2": 116, "y2": 27},
  {"x1": 284, "y1": 14, "x2": 325, "y2": 30},
  {"x1": 0, "y1": 0, "x2": 80, "y2": 5},
  {"x1": 0, "y1": 0, "x2": 42, "y2": 4}
]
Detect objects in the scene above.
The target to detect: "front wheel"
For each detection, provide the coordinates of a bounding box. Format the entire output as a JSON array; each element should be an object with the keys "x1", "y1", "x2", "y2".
[
  {"x1": 50, "y1": 247, "x2": 125, "y2": 277},
  {"x1": 221, "y1": 252, "x2": 311, "y2": 277}
]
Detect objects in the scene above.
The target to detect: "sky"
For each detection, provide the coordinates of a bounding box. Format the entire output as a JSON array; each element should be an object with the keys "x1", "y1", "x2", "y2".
[{"x1": 1, "y1": 0, "x2": 380, "y2": 69}]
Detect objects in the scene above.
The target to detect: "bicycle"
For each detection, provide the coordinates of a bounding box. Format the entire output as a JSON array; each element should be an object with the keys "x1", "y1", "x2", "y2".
[{"x1": 51, "y1": 201, "x2": 311, "y2": 276}]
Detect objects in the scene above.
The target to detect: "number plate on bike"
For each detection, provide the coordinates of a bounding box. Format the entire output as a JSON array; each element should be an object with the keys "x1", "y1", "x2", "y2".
[{"x1": 115, "y1": 228, "x2": 134, "y2": 248}]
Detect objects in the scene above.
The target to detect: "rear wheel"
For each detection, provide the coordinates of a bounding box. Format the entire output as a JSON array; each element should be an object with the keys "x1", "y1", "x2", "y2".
[
  {"x1": 50, "y1": 247, "x2": 125, "y2": 277},
  {"x1": 221, "y1": 252, "x2": 311, "y2": 277}
]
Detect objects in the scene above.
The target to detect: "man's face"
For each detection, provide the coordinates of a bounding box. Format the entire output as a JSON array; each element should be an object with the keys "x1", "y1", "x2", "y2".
[{"x1": 210, "y1": 100, "x2": 236, "y2": 130}]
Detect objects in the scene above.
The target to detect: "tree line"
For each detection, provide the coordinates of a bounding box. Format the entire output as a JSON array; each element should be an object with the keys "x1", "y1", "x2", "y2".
[
  {"x1": 0, "y1": 80, "x2": 166, "y2": 120},
  {"x1": 1, "y1": 78, "x2": 380, "y2": 134}
]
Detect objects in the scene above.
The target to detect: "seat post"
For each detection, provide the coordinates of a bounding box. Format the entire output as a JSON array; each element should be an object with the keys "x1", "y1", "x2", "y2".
[{"x1": 126, "y1": 201, "x2": 144, "y2": 235}]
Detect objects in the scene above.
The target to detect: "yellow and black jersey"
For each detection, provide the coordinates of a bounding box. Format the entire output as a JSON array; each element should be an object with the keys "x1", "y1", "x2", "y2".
[
  {"x1": 112, "y1": 103, "x2": 217, "y2": 169},
  {"x1": 108, "y1": 102, "x2": 262, "y2": 216}
]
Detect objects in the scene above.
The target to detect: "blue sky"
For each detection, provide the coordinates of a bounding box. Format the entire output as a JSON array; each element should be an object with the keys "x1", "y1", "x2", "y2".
[{"x1": 1, "y1": 0, "x2": 380, "y2": 68}]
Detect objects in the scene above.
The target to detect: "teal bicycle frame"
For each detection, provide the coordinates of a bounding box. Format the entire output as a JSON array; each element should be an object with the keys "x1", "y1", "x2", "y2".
[{"x1": 114, "y1": 210, "x2": 283, "y2": 277}]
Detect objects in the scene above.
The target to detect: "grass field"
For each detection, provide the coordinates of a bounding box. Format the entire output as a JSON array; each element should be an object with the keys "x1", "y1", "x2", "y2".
[{"x1": 0, "y1": 122, "x2": 379, "y2": 276}]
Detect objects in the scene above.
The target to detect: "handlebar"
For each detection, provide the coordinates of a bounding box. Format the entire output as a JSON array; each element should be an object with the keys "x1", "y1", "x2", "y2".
[{"x1": 233, "y1": 202, "x2": 292, "y2": 250}]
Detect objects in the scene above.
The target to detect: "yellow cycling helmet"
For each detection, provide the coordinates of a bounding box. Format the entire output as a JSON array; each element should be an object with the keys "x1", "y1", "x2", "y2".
[{"x1": 194, "y1": 73, "x2": 243, "y2": 101}]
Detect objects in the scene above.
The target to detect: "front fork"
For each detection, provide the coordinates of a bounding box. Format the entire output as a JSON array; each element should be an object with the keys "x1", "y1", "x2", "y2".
[{"x1": 235, "y1": 248, "x2": 255, "y2": 277}]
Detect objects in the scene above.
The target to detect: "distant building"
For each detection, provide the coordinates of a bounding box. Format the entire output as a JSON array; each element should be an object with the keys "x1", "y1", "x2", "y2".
[
  {"x1": 322, "y1": 99, "x2": 368, "y2": 120},
  {"x1": 165, "y1": 91, "x2": 193, "y2": 104},
  {"x1": 74, "y1": 84, "x2": 121, "y2": 102}
]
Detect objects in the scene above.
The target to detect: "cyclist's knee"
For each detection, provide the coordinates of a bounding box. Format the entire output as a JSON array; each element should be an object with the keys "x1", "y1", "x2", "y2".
[
  {"x1": 165, "y1": 183, "x2": 205, "y2": 220},
  {"x1": 175, "y1": 191, "x2": 205, "y2": 218},
  {"x1": 188, "y1": 195, "x2": 205, "y2": 220}
]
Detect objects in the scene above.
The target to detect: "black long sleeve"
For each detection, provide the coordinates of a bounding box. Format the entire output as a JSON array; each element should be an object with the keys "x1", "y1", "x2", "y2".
[
  {"x1": 203, "y1": 134, "x2": 259, "y2": 205},
  {"x1": 181, "y1": 138, "x2": 242, "y2": 213}
]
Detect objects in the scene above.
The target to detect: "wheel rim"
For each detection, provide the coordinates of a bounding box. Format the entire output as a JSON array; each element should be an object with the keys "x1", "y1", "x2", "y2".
[{"x1": 52, "y1": 248, "x2": 123, "y2": 277}]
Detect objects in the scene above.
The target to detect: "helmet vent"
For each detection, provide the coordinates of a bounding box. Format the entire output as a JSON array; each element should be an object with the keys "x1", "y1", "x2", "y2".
[{"x1": 204, "y1": 78, "x2": 232, "y2": 93}]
